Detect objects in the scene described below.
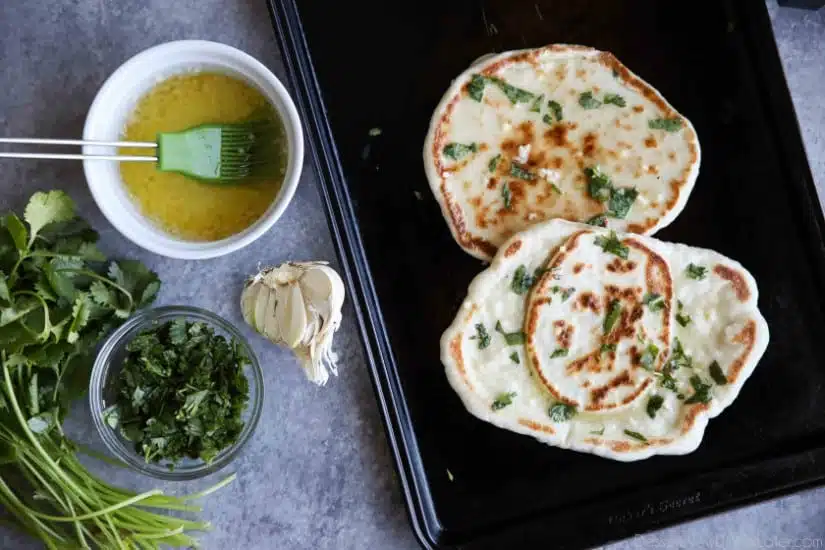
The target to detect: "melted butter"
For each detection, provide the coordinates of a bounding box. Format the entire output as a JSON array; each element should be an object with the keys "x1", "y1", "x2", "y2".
[{"x1": 120, "y1": 73, "x2": 287, "y2": 241}]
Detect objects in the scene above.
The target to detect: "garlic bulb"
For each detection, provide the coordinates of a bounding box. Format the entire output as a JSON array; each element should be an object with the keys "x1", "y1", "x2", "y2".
[{"x1": 240, "y1": 262, "x2": 345, "y2": 385}]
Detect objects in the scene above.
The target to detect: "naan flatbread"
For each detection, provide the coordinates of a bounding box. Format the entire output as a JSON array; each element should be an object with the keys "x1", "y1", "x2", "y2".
[
  {"x1": 424, "y1": 44, "x2": 701, "y2": 260},
  {"x1": 441, "y1": 220, "x2": 768, "y2": 461}
]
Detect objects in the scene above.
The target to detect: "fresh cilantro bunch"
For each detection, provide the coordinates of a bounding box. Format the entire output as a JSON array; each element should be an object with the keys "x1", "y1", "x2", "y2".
[
  {"x1": 0, "y1": 190, "x2": 160, "y2": 431},
  {"x1": 109, "y1": 319, "x2": 250, "y2": 467}
]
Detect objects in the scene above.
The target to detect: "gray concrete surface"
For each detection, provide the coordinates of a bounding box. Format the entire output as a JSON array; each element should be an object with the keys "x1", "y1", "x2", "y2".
[{"x1": 0, "y1": 1, "x2": 823, "y2": 548}]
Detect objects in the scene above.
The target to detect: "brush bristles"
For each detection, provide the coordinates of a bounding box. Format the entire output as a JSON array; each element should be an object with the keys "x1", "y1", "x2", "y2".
[{"x1": 218, "y1": 121, "x2": 281, "y2": 178}]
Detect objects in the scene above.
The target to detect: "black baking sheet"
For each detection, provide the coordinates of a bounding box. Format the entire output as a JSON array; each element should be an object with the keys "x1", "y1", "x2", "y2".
[{"x1": 266, "y1": 1, "x2": 825, "y2": 548}]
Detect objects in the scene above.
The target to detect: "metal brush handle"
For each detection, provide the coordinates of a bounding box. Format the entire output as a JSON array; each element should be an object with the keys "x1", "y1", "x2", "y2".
[{"x1": 0, "y1": 138, "x2": 158, "y2": 161}]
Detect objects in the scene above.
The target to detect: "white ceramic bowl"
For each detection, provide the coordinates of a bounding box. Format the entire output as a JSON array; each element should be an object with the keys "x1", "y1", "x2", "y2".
[{"x1": 83, "y1": 40, "x2": 304, "y2": 259}]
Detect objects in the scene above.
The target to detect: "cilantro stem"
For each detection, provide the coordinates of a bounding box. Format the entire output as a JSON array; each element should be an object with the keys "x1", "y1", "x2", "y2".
[{"x1": 181, "y1": 473, "x2": 237, "y2": 501}]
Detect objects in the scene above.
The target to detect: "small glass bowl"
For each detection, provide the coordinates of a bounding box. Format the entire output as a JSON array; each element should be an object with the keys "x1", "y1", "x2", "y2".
[{"x1": 89, "y1": 305, "x2": 264, "y2": 481}]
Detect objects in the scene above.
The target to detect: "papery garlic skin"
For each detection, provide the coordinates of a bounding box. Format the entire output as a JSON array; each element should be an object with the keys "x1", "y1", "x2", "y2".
[{"x1": 241, "y1": 262, "x2": 345, "y2": 385}]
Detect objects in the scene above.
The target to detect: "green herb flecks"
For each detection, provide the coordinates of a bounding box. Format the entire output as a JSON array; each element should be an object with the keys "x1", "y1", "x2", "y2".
[
  {"x1": 603, "y1": 299, "x2": 622, "y2": 334},
  {"x1": 561, "y1": 287, "x2": 575, "y2": 302},
  {"x1": 547, "y1": 100, "x2": 564, "y2": 122},
  {"x1": 601, "y1": 343, "x2": 617, "y2": 355},
  {"x1": 676, "y1": 312, "x2": 692, "y2": 327},
  {"x1": 551, "y1": 348, "x2": 569, "y2": 358},
  {"x1": 509, "y1": 351, "x2": 520, "y2": 364},
  {"x1": 530, "y1": 94, "x2": 545, "y2": 113},
  {"x1": 649, "y1": 117, "x2": 683, "y2": 132},
  {"x1": 579, "y1": 91, "x2": 602, "y2": 109},
  {"x1": 490, "y1": 77, "x2": 536, "y2": 104},
  {"x1": 549, "y1": 402, "x2": 577, "y2": 422},
  {"x1": 443, "y1": 142, "x2": 478, "y2": 161},
  {"x1": 624, "y1": 429, "x2": 648, "y2": 443},
  {"x1": 511, "y1": 265, "x2": 537, "y2": 295},
  {"x1": 495, "y1": 321, "x2": 525, "y2": 345},
  {"x1": 542, "y1": 114, "x2": 554, "y2": 125},
  {"x1": 509, "y1": 162, "x2": 535, "y2": 181},
  {"x1": 594, "y1": 231, "x2": 630, "y2": 259},
  {"x1": 488, "y1": 153, "x2": 501, "y2": 172},
  {"x1": 686, "y1": 263, "x2": 707, "y2": 280},
  {"x1": 585, "y1": 166, "x2": 612, "y2": 202},
  {"x1": 667, "y1": 337, "x2": 693, "y2": 370},
  {"x1": 709, "y1": 360, "x2": 728, "y2": 385},
  {"x1": 112, "y1": 319, "x2": 250, "y2": 466},
  {"x1": 491, "y1": 391, "x2": 517, "y2": 411},
  {"x1": 607, "y1": 187, "x2": 638, "y2": 219},
  {"x1": 472, "y1": 323, "x2": 491, "y2": 349},
  {"x1": 586, "y1": 214, "x2": 608, "y2": 227},
  {"x1": 467, "y1": 74, "x2": 487, "y2": 101},
  {"x1": 590, "y1": 426, "x2": 606, "y2": 436},
  {"x1": 604, "y1": 93, "x2": 626, "y2": 107},
  {"x1": 647, "y1": 395, "x2": 664, "y2": 419},
  {"x1": 643, "y1": 292, "x2": 665, "y2": 312},
  {"x1": 639, "y1": 343, "x2": 659, "y2": 370},
  {"x1": 684, "y1": 375, "x2": 713, "y2": 405},
  {"x1": 502, "y1": 182, "x2": 512, "y2": 209}
]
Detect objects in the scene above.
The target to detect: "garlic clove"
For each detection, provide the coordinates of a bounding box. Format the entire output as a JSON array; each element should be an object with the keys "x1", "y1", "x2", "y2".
[{"x1": 278, "y1": 283, "x2": 308, "y2": 349}]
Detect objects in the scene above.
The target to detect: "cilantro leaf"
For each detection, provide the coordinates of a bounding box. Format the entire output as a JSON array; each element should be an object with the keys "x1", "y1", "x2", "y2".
[
  {"x1": 604, "y1": 93, "x2": 626, "y2": 107},
  {"x1": 529, "y1": 94, "x2": 545, "y2": 113},
  {"x1": 24, "y1": 190, "x2": 75, "y2": 245},
  {"x1": 624, "y1": 429, "x2": 648, "y2": 443},
  {"x1": 443, "y1": 142, "x2": 478, "y2": 161},
  {"x1": 467, "y1": 75, "x2": 487, "y2": 101},
  {"x1": 649, "y1": 117, "x2": 683, "y2": 132},
  {"x1": 0, "y1": 273, "x2": 9, "y2": 304},
  {"x1": 684, "y1": 375, "x2": 712, "y2": 404},
  {"x1": 586, "y1": 214, "x2": 608, "y2": 227},
  {"x1": 67, "y1": 294, "x2": 91, "y2": 344},
  {"x1": 603, "y1": 299, "x2": 622, "y2": 334},
  {"x1": 551, "y1": 348, "x2": 569, "y2": 358},
  {"x1": 547, "y1": 100, "x2": 563, "y2": 122},
  {"x1": 510, "y1": 265, "x2": 535, "y2": 295},
  {"x1": 640, "y1": 343, "x2": 659, "y2": 370},
  {"x1": 488, "y1": 154, "x2": 501, "y2": 173},
  {"x1": 489, "y1": 77, "x2": 536, "y2": 104},
  {"x1": 5, "y1": 213, "x2": 28, "y2": 253},
  {"x1": 607, "y1": 187, "x2": 638, "y2": 218},
  {"x1": 594, "y1": 231, "x2": 629, "y2": 259},
  {"x1": 495, "y1": 321, "x2": 525, "y2": 345},
  {"x1": 643, "y1": 292, "x2": 665, "y2": 312},
  {"x1": 709, "y1": 361, "x2": 728, "y2": 385},
  {"x1": 502, "y1": 182, "x2": 512, "y2": 209},
  {"x1": 686, "y1": 263, "x2": 707, "y2": 280},
  {"x1": 509, "y1": 162, "x2": 535, "y2": 181},
  {"x1": 579, "y1": 91, "x2": 602, "y2": 109},
  {"x1": 676, "y1": 312, "x2": 691, "y2": 327},
  {"x1": 549, "y1": 402, "x2": 577, "y2": 422},
  {"x1": 585, "y1": 166, "x2": 612, "y2": 202},
  {"x1": 647, "y1": 395, "x2": 664, "y2": 419},
  {"x1": 509, "y1": 351, "x2": 520, "y2": 364},
  {"x1": 491, "y1": 392, "x2": 516, "y2": 411},
  {"x1": 600, "y1": 343, "x2": 616, "y2": 355},
  {"x1": 472, "y1": 323, "x2": 491, "y2": 349}
]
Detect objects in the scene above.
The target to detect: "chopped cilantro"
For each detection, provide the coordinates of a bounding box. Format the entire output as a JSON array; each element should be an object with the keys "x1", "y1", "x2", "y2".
[
  {"x1": 502, "y1": 182, "x2": 512, "y2": 209},
  {"x1": 649, "y1": 117, "x2": 683, "y2": 132},
  {"x1": 547, "y1": 100, "x2": 564, "y2": 122},
  {"x1": 668, "y1": 338, "x2": 693, "y2": 370},
  {"x1": 684, "y1": 375, "x2": 712, "y2": 404},
  {"x1": 585, "y1": 166, "x2": 612, "y2": 202},
  {"x1": 542, "y1": 114, "x2": 554, "y2": 125},
  {"x1": 491, "y1": 392, "x2": 516, "y2": 411},
  {"x1": 579, "y1": 91, "x2": 602, "y2": 109},
  {"x1": 586, "y1": 214, "x2": 608, "y2": 227},
  {"x1": 495, "y1": 321, "x2": 525, "y2": 345},
  {"x1": 509, "y1": 351, "x2": 520, "y2": 364},
  {"x1": 488, "y1": 153, "x2": 501, "y2": 172},
  {"x1": 509, "y1": 162, "x2": 535, "y2": 180},
  {"x1": 561, "y1": 287, "x2": 575, "y2": 302},
  {"x1": 549, "y1": 402, "x2": 577, "y2": 422},
  {"x1": 624, "y1": 429, "x2": 648, "y2": 443},
  {"x1": 530, "y1": 94, "x2": 545, "y2": 113},
  {"x1": 640, "y1": 343, "x2": 659, "y2": 370},
  {"x1": 490, "y1": 77, "x2": 536, "y2": 104},
  {"x1": 647, "y1": 395, "x2": 664, "y2": 419},
  {"x1": 443, "y1": 142, "x2": 478, "y2": 161},
  {"x1": 607, "y1": 187, "x2": 638, "y2": 219},
  {"x1": 686, "y1": 263, "x2": 707, "y2": 280},
  {"x1": 551, "y1": 348, "x2": 569, "y2": 358},
  {"x1": 472, "y1": 323, "x2": 491, "y2": 349},
  {"x1": 510, "y1": 265, "x2": 535, "y2": 295},
  {"x1": 467, "y1": 74, "x2": 487, "y2": 101},
  {"x1": 600, "y1": 343, "x2": 617, "y2": 355},
  {"x1": 590, "y1": 426, "x2": 606, "y2": 436},
  {"x1": 594, "y1": 231, "x2": 629, "y2": 259},
  {"x1": 604, "y1": 93, "x2": 626, "y2": 107},
  {"x1": 676, "y1": 312, "x2": 692, "y2": 327},
  {"x1": 709, "y1": 361, "x2": 728, "y2": 385},
  {"x1": 643, "y1": 292, "x2": 665, "y2": 312},
  {"x1": 603, "y1": 299, "x2": 622, "y2": 334}
]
